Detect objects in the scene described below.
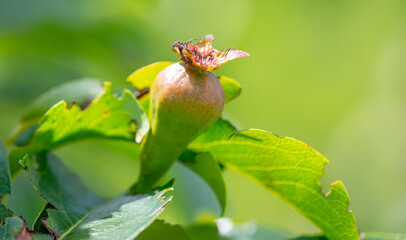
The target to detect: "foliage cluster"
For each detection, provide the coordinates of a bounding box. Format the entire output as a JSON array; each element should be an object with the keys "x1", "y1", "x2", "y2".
[{"x1": 0, "y1": 62, "x2": 404, "y2": 240}]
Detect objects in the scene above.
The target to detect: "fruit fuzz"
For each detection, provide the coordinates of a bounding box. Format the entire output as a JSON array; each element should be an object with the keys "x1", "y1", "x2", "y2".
[{"x1": 131, "y1": 35, "x2": 249, "y2": 193}]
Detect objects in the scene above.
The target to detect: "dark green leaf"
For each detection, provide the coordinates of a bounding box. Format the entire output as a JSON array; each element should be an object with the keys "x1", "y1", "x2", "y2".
[
  {"x1": 0, "y1": 216, "x2": 53, "y2": 240},
  {"x1": 22, "y1": 154, "x2": 104, "y2": 217},
  {"x1": 177, "y1": 118, "x2": 236, "y2": 216},
  {"x1": 9, "y1": 82, "x2": 149, "y2": 175},
  {"x1": 0, "y1": 204, "x2": 12, "y2": 221},
  {"x1": 0, "y1": 142, "x2": 12, "y2": 221},
  {"x1": 13, "y1": 124, "x2": 40, "y2": 147},
  {"x1": 46, "y1": 209, "x2": 80, "y2": 236},
  {"x1": 22, "y1": 154, "x2": 172, "y2": 239},
  {"x1": 32, "y1": 203, "x2": 53, "y2": 233},
  {"x1": 0, "y1": 142, "x2": 10, "y2": 198},
  {"x1": 189, "y1": 129, "x2": 358, "y2": 240},
  {"x1": 137, "y1": 220, "x2": 190, "y2": 240},
  {"x1": 179, "y1": 151, "x2": 226, "y2": 216}
]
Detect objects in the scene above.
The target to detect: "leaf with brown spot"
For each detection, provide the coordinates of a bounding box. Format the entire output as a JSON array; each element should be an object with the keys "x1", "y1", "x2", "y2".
[
  {"x1": 0, "y1": 217, "x2": 52, "y2": 240},
  {"x1": 9, "y1": 78, "x2": 105, "y2": 147},
  {"x1": 9, "y1": 82, "x2": 149, "y2": 176}
]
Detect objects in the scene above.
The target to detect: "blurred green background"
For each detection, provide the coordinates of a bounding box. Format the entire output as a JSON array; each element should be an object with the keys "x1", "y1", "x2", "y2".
[{"x1": 1, "y1": 0, "x2": 405, "y2": 236}]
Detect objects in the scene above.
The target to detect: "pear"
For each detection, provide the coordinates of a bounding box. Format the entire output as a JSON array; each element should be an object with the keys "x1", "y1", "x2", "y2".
[{"x1": 132, "y1": 35, "x2": 249, "y2": 193}]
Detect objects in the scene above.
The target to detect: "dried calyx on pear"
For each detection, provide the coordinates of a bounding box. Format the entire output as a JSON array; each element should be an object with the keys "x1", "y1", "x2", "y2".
[{"x1": 131, "y1": 35, "x2": 249, "y2": 193}]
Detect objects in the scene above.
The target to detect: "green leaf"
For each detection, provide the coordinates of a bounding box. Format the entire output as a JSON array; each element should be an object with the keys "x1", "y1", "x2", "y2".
[
  {"x1": 0, "y1": 142, "x2": 10, "y2": 198},
  {"x1": 46, "y1": 209, "x2": 78, "y2": 236},
  {"x1": 177, "y1": 118, "x2": 236, "y2": 216},
  {"x1": 179, "y1": 151, "x2": 226, "y2": 216},
  {"x1": 189, "y1": 129, "x2": 358, "y2": 240},
  {"x1": 32, "y1": 203, "x2": 53, "y2": 233},
  {"x1": 176, "y1": 118, "x2": 236, "y2": 216},
  {"x1": 0, "y1": 142, "x2": 12, "y2": 221},
  {"x1": 0, "y1": 216, "x2": 53, "y2": 240},
  {"x1": 22, "y1": 78, "x2": 105, "y2": 123},
  {"x1": 22, "y1": 154, "x2": 172, "y2": 239},
  {"x1": 360, "y1": 232, "x2": 406, "y2": 240},
  {"x1": 9, "y1": 82, "x2": 149, "y2": 175},
  {"x1": 138, "y1": 94, "x2": 151, "y2": 117},
  {"x1": 0, "y1": 204, "x2": 12, "y2": 221},
  {"x1": 137, "y1": 220, "x2": 190, "y2": 240},
  {"x1": 21, "y1": 154, "x2": 100, "y2": 236},
  {"x1": 22, "y1": 154, "x2": 104, "y2": 217},
  {"x1": 127, "y1": 61, "x2": 174, "y2": 90},
  {"x1": 55, "y1": 189, "x2": 172, "y2": 240},
  {"x1": 218, "y1": 76, "x2": 241, "y2": 104},
  {"x1": 190, "y1": 118, "x2": 236, "y2": 147},
  {"x1": 13, "y1": 124, "x2": 40, "y2": 147},
  {"x1": 9, "y1": 78, "x2": 105, "y2": 146}
]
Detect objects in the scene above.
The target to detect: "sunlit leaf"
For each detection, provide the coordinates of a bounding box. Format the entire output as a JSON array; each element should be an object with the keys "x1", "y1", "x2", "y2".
[
  {"x1": 218, "y1": 76, "x2": 241, "y2": 104},
  {"x1": 9, "y1": 78, "x2": 105, "y2": 146},
  {"x1": 127, "y1": 61, "x2": 173, "y2": 90},
  {"x1": 190, "y1": 129, "x2": 358, "y2": 240},
  {"x1": 190, "y1": 118, "x2": 236, "y2": 147},
  {"x1": 138, "y1": 94, "x2": 151, "y2": 117},
  {"x1": 21, "y1": 78, "x2": 105, "y2": 123},
  {"x1": 9, "y1": 82, "x2": 149, "y2": 175}
]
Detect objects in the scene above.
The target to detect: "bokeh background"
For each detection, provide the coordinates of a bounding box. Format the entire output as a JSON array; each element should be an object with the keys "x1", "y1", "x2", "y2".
[{"x1": 1, "y1": 0, "x2": 405, "y2": 236}]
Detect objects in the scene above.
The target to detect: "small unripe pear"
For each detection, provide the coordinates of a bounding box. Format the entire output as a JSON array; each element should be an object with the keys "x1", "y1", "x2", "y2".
[
  {"x1": 132, "y1": 35, "x2": 249, "y2": 193},
  {"x1": 150, "y1": 62, "x2": 225, "y2": 144}
]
